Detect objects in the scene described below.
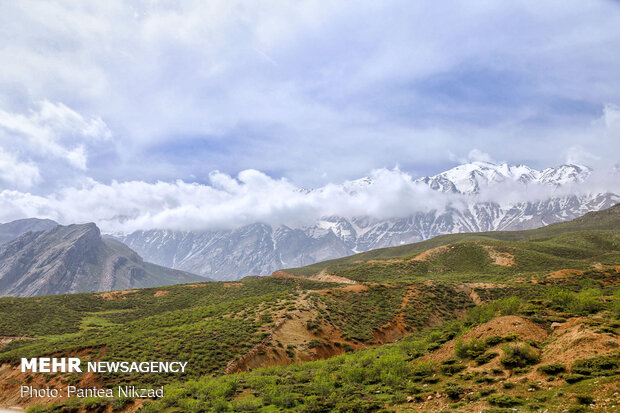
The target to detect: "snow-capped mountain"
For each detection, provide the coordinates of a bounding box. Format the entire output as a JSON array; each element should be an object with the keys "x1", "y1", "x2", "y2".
[
  {"x1": 413, "y1": 162, "x2": 590, "y2": 194},
  {"x1": 116, "y1": 162, "x2": 618, "y2": 281}
]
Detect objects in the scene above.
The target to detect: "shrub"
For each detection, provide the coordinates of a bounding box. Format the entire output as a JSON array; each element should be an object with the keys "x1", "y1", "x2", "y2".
[
  {"x1": 575, "y1": 394, "x2": 594, "y2": 405},
  {"x1": 475, "y1": 351, "x2": 498, "y2": 366},
  {"x1": 484, "y1": 335, "x2": 503, "y2": 346},
  {"x1": 440, "y1": 363, "x2": 466, "y2": 375},
  {"x1": 487, "y1": 394, "x2": 523, "y2": 407},
  {"x1": 513, "y1": 366, "x2": 532, "y2": 375},
  {"x1": 498, "y1": 296, "x2": 521, "y2": 316},
  {"x1": 478, "y1": 387, "x2": 494, "y2": 397},
  {"x1": 441, "y1": 356, "x2": 459, "y2": 365},
  {"x1": 307, "y1": 339, "x2": 322, "y2": 348},
  {"x1": 500, "y1": 344, "x2": 539, "y2": 368},
  {"x1": 232, "y1": 396, "x2": 263, "y2": 412},
  {"x1": 564, "y1": 374, "x2": 587, "y2": 384},
  {"x1": 537, "y1": 363, "x2": 566, "y2": 375},
  {"x1": 571, "y1": 355, "x2": 618, "y2": 376},
  {"x1": 444, "y1": 382, "x2": 464, "y2": 400},
  {"x1": 306, "y1": 319, "x2": 322, "y2": 333},
  {"x1": 571, "y1": 289, "x2": 603, "y2": 314},
  {"x1": 411, "y1": 362, "x2": 435, "y2": 381},
  {"x1": 455, "y1": 338, "x2": 487, "y2": 359},
  {"x1": 501, "y1": 333, "x2": 519, "y2": 342}
]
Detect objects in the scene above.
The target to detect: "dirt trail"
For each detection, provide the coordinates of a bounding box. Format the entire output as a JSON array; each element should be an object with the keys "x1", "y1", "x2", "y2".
[
  {"x1": 455, "y1": 284, "x2": 483, "y2": 306},
  {"x1": 272, "y1": 270, "x2": 357, "y2": 285},
  {"x1": 372, "y1": 287, "x2": 418, "y2": 344}
]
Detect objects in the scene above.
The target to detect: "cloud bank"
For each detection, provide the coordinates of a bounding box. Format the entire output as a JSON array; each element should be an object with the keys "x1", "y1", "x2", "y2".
[
  {"x1": 0, "y1": 1, "x2": 618, "y2": 187},
  {"x1": 0, "y1": 166, "x2": 616, "y2": 234},
  {"x1": 0, "y1": 1, "x2": 617, "y2": 231}
]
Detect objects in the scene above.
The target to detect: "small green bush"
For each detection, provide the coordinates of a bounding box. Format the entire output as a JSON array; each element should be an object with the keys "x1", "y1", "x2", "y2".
[
  {"x1": 564, "y1": 374, "x2": 587, "y2": 384},
  {"x1": 571, "y1": 355, "x2": 618, "y2": 376},
  {"x1": 440, "y1": 363, "x2": 466, "y2": 375},
  {"x1": 537, "y1": 363, "x2": 566, "y2": 375},
  {"x1": 475, "y1": 351, "x2": 498, "y2": 365},
  {"x1": 484, "y1": 335, "x2": 503, "y2": 346},
  {"x1": 487, "y1": 394, "x2": 523, "y2": 407},
  {"x1": 455, "y1": 337, "x2": 487, "y2": 359},
  {"x1": 411, "y1": 362, "x2": 435, "y2": 381},
  {"x1": 500, "y1": 344, "x2": 539, "y2": 368},
  {"x1": 444, "y1": 382, "x2": 464, "y2": 400},
  {"x1": 575, "y1": 394, "x2": 594, "y2": 405}
]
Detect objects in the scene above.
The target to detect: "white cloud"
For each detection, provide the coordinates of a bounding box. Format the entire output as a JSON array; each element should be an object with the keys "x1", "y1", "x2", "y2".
[
  {"x1": 0, "y1": 100, "x2": 110, "y2": 171},
  {"x1": 603, "y1": 103, "x2": 620, "y2": 136},
  {"x1": 0, "y1": 165, "x2": 615, "y2": 234},
  {"x1": 0, "y1": 101, "x2": 113, "y2": 193},
  {"x1": 0, "y1": 1, "x2": 618, "y2": 186},
  {"x1": 0, "y1": 148, "x2": 40, "y2": 188},
  {"x1": 467, "y1": 149, "x2": 493, "y2": 163},
  {"x1": 564, "y1": 146, "x2": 600, "y2": 165}
]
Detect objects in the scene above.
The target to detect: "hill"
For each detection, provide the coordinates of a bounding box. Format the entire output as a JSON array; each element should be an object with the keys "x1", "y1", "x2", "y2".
[
  {"x1": 0, "y1": 223, "x2": 205, "y2": 297},
  {"x1": 284, "y1": 203, "x2": 620, "y2": 279},
  {"x1": 0, "y1": 205, "x2": 617, "y2": 411}
]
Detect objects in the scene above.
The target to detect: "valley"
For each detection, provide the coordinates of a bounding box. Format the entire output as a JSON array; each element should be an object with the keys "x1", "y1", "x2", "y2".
[{"x1": 0, "y1": 204, "x2": 617, "y2": 411}]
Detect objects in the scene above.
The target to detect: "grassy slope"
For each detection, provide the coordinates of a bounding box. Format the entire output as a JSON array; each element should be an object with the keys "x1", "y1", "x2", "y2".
[
  {"x1": 0, "y1": 204, "x2": 618, "y2": 412},
  {"x1": 286, "y1": 204, "x2": 620, "y2": 278},
  {"x1": 0, "y1": 277, "x2": 342, "y2": 384},
  {"x1": 29, "y1": 275, "x2": 620, "y2": 413}
]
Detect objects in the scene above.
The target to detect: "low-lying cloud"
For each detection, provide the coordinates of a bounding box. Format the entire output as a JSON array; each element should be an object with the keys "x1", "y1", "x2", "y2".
[{"x1": 0, "y1": 165, "x2": 616, "y2": 234}]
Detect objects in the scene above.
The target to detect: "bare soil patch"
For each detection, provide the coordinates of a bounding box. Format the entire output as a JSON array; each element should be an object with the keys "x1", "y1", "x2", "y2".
[
  {"x1": 98, "y1": 289, "x2": 137, "y2": 300},
  {"x1": 483, "y1": 246, "x2": 516, "y2": 266},
  {"x1": 547, "y1": 269, "x2": 584, "y2": 279},
  {"x1": 422, "y1": 316, "x2": 548, "y2": 363},
  {"x1": 412, "y1": 245, "x2": 450, "y2": 262},
  {"x1": 309, "y1": 270, "x2": 357, "y2": 284}
]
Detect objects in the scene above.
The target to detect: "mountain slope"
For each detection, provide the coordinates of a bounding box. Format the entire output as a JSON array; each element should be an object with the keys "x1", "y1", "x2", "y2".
[
  {"x1": 285, "y1": 203, "x2": 620, "y2": 278},
  {"x1": 0, "y1": 218, "x2": 58, "y2": 245},
  {"x1": 117, "y1": 162, "x2": 618, "y2": 281},
  {"x1": 0, "y1": 223, "x2": 205, "y2": 297}
]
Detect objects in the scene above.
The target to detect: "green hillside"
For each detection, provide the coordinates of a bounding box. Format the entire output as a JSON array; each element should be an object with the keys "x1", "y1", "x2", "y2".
[
  {"x1": 0, "y1": 205, "x2": 618, "y2": 412},
  {"x1": 285, "y1": 204, "x2": 620, "y2": 279}
]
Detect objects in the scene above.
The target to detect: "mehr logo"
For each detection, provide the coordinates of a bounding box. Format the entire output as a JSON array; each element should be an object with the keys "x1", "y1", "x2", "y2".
[
  {"x1": 21, "y1": 357, "x2": 189, "y2": 373},
  {"x1": 21, "y1": 358, "x2": 82, "y2": 373}
]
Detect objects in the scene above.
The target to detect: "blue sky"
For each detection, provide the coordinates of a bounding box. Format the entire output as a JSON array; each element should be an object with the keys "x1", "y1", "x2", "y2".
[
  {"x1": 0, "y1": 1, "x2": 618, "y2": 230},
  {"x1": 0, "y1": 0, "x2": 619, "y2": 189}
]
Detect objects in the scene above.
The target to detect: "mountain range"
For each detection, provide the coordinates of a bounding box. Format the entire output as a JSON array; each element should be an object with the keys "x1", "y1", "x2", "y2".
[
  {"x1": 116, "y1": 162, "x2": 618, "y2": 280},
  {"x1": 0, "y1": 162, "x2": 615, "y2": 285}
]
